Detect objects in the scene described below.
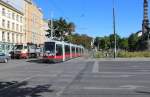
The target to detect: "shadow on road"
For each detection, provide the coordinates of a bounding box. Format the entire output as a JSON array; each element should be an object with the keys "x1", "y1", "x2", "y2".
[
  {"x1": 26, "y1": 59, "x2": 55, "y2": 64},
  {"x1": 135, "y1": 90, "x2": 150, "y2": 95},
  {"x1": 0, "y1": 81, "x2": 54, "y2": 97}
]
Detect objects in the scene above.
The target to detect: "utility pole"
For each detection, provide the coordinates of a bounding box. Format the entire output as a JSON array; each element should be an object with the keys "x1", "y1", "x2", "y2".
[{"x1": 113, "y1": 0, "x2": 117, "y2": 58}]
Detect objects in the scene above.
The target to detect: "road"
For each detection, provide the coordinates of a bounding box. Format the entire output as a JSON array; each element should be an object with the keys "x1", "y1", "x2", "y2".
[{"x1": 0, "y1": 58, "x2": 150, "y2": 97}]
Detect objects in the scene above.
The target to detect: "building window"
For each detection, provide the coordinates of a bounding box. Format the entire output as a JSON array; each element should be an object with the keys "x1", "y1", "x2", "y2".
[
  {"x1": 12, "y1": 13, "x2": 15, "y2": 20},
  {"x1": 2, "y1": 8, "x2": 5, "y2": 16},
  {"x1": 8, "y1": 10, "x2": 11, "y2": 18},
  {"x1": 32, "y1": 32, "x2": 35, "y2": 43},
  {"x1": 2, "y1": 32, "x2": 5, "y2": 42},
  {"x1": 2, "y1": 19, "x2": 5, "y2": 27},
  {"x1": 20, "y1": 26, "x2": 22, "y2": 32},
  {"x1": 7, "y1": 21, "x2": 10, "y2": 29},
  {"x1": 20, "y1": 16, "x2": 23, "y2": 23},
  {"x1": 12, "y1": 33, "x2": 14, "y2": 43},
  {"x1": 12, "y1": 23, "x2": 15, "y2": 30},
  {"x1": 20, "y1": 35, "x2": 22, "y2": 43},
  {"x1": 7, "y1": 32, "x2": 10, "y2": 42},
  {"x1": 32, "y1": 14, "x2": 36, "y2": 24},
  {"x1": 16, "y1": 34, "x2": 18, "y2": 43},
  {"x1": 16, "y1": 15, "x2": 19, "y2": 21},
  {"x1": 16, "y1": 24, "x2": 19, "y2": 31}
]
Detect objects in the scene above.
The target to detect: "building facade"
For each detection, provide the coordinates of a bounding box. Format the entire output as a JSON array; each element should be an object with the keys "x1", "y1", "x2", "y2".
[
  {"x1": 0, "y1": 0, "x2": 24, "y2": 53},
  {"x1": 142, "y1": 0, "x2": 149, "y2": 34},
  {"x1": 24, "y1": 0, "x2": 45, "y2": 45}
]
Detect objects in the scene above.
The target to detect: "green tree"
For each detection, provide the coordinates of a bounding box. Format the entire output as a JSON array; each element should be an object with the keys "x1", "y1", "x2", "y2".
[
  {"x1": 46, "y1": 17, "x2": 75, "y2": 40},
  {"x1": 99, "y1": 36, "x2": 110, "y2": 50},
  {"x1": 119, "y1": 38, "x2": 128, "y2": 50},
  {"x1": 94, "y1": 37, "x2": 102, "y2": 50},
  {"x1": 128, "y1": 33, "x2": 139, "y2": 51},
  {"x1": 109, "y1": 34, "x2": 121, "y2": 49}
]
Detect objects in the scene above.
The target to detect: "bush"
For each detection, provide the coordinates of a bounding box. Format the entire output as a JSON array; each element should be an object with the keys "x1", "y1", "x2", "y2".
[
  {"x1": 93, "y1": 51, "x2": 104, "y2": 58},
  {"x1": 117, "y1": 51, "x2": 150, "y2": 58}
]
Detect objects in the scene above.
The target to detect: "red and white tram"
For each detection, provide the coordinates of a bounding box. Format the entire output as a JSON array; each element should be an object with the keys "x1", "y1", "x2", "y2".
[{"x1": 42, "y1": 40, "x2": 84, "y2": 62}]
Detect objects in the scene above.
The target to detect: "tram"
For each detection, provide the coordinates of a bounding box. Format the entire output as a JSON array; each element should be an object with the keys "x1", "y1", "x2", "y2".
[{"x1": 42, "y1": 40, "x2": 84, "y2": 62}]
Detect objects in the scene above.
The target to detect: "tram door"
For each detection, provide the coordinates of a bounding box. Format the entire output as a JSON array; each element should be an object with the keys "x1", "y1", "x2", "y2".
[{"x1": 56, "y1": 44, "x2": 63, "y2": 62}]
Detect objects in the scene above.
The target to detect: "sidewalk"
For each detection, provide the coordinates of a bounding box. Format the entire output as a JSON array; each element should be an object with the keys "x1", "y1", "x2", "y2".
[{"x1": 89, "y1": 57, "x2": 150, "y2": 61}]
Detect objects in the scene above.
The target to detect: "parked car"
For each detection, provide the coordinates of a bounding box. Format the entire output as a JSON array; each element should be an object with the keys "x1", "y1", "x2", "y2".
[{"x1": 0, "y1": 53, "x2": 10, "y2": 63}]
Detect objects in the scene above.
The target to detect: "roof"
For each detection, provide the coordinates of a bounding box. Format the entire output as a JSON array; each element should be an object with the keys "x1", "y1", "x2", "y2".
[{"x1": 0, "y1": 0, "x2": 23, "y2": 15}]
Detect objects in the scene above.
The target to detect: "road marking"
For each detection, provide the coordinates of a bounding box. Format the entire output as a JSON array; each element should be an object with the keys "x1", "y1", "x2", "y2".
[
  {"x1": 95, "y1": 72, "x2": 150, "y2": 74},
  {"x1": 84, "y1": 85, "x2": 144, "y2": 90},
  {"x1": 100, "y1": 75, "x2": 132, "y2": 78},
  {"x1": 92, "y1": 61, "x2": 99, "y2": 73},
  {"x1": 84, "y1": 87, "x2": 134, "y2": 90},
  {"x1": 120, "y1": 85, "x2": 144, "y2": 89}
]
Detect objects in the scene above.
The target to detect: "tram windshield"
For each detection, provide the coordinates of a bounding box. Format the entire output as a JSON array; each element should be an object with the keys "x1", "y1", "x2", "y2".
[{"x1": 44, "y1": 42, "x2": 55, "y2": 53}]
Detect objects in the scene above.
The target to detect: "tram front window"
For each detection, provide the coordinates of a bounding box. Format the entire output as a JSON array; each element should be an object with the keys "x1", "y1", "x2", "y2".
[{"x1": 44, "y1": 42, "x2": 55, "y2": 54}]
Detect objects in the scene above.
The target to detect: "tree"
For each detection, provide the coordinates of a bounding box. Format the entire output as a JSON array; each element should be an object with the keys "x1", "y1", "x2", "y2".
[
  {"x1": 46, "y1": 17, "x2": 75, "y2": 40},
  {"x1": 65, "y1": 33, "x2": 92, "y2": 49},
  {"x1": 109, "y1": 34, "x2": 121, "y2": 49},
  {"x1": 119, "y1": 38, "x2": 128, "y2": 50},
  {"x1": 128, "y1": 33, "x2": 139, "y2": 51},
  {"x1": 99, "y1": 36, "x2": 110, "y2": 50},
  {"x1": 94, "y1": 37, "x2": 102, "y2": 50}
]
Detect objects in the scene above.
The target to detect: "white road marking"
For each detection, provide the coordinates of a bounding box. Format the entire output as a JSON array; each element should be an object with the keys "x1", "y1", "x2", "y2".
[
  {"x1": 120, "y1": 85, "x2": 144, "y2": 89},
  {"x1": 92, "y1": 61, "x2": 99, "y2": 73},
  {"x1": 100, "y1": 75, "x2": 132, "y2": 78},
  {"x1": 95, "y1": 72, "x2": 150, "y2": 74},
  {"x1": 84, "y1": 85, "x2": 144, "y2": 90},
  {"x1": 84, "y1": 87, "x2": 134, "y2": 90}
]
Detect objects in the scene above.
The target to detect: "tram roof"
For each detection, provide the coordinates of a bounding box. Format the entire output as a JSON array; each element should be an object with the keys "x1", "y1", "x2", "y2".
[{"x1": 45, "y1": 40, "x2": 84, "y2": 48}]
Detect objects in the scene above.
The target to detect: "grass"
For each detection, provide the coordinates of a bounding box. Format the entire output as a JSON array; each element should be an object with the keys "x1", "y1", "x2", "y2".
[
  {"x1": 117, "y1": 51, "x2": 150, "y2": 58},
  {"x1": 93, "y1": 51, "x2": 150, "y2": 58}
]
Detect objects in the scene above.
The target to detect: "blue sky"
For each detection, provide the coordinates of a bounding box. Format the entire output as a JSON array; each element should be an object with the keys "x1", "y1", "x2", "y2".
[{"x1": 33, "y1": 0, "x2": 146, "y2": 38}]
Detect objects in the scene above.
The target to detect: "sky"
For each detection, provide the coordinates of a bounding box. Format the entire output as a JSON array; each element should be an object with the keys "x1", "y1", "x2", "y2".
[{"x1": 33, "y1": 0, "x2": 146, "y2": 38}]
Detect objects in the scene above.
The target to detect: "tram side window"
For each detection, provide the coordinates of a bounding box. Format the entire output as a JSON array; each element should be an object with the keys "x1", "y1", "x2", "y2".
[
  {"x1": 56, "y1": 44, "x2": 62, "y2": 56},
  {"x1": 72, "y1": 47, "x2": 75, "y2": 53},
  {"x1": 65, "y1": 45, "x2": 70, "y2": 54},
  {"x1": 79, "y1": 48, "x2": 81, "y2": 54},
  {"x1": 76, "y1": 47, "x2": 79, "y2": 53}
]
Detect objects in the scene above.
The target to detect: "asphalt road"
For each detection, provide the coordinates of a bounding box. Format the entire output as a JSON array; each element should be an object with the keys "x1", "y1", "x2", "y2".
[{"x1": 0, "y1": 58, "x2": 150, "y2": 97}]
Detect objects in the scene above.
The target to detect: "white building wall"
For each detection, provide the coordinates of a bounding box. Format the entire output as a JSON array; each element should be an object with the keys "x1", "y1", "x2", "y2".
[{"x1": 0, "y1": 1, "x2": 24, "y2": 53}]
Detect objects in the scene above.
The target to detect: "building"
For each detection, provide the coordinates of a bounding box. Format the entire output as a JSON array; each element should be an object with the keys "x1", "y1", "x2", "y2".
[
  {"x1": 142, "y1": 0, "x2": 149, "y2": 34},
  {"x1": 24, "y1": 0, "x2": 45, "y2": 45},
  {"x1": 0, "y1": 0, "x2": 24, "y2": 53}
]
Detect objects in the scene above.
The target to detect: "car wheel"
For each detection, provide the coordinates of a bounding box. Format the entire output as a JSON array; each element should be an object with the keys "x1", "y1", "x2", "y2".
[{"x1": 4, "y1": 59, "x2": 8, "y2": 63}]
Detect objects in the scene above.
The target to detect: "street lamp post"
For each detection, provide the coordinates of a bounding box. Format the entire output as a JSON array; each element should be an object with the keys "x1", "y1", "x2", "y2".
[{"x1": 113, "y1": 0, "x2": 117, "y2": 58}]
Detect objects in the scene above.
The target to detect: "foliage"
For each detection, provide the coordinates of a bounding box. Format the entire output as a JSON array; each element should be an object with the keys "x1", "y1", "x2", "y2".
[
  {"x1": 46, "y1": 17, "x2": 75, "y2": 40},
  {"x1": 65, "y1": 33, "x2": 93, "y2": 49},
  {"x1": 94, "y1": 32, "x2": 149, "y2": 52},
  {"x1": 119, "y1": 38, "x2": 128, "y2": 50},
  {"x1": 109, "y1": 34, "x2": 121, "y2": 48},
  {"x1": 118, "y1": 51, "x2": 150, "y2": 58},
  {"x1": 128, "y1": 33, "x2": 139, "y2": 51}
]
